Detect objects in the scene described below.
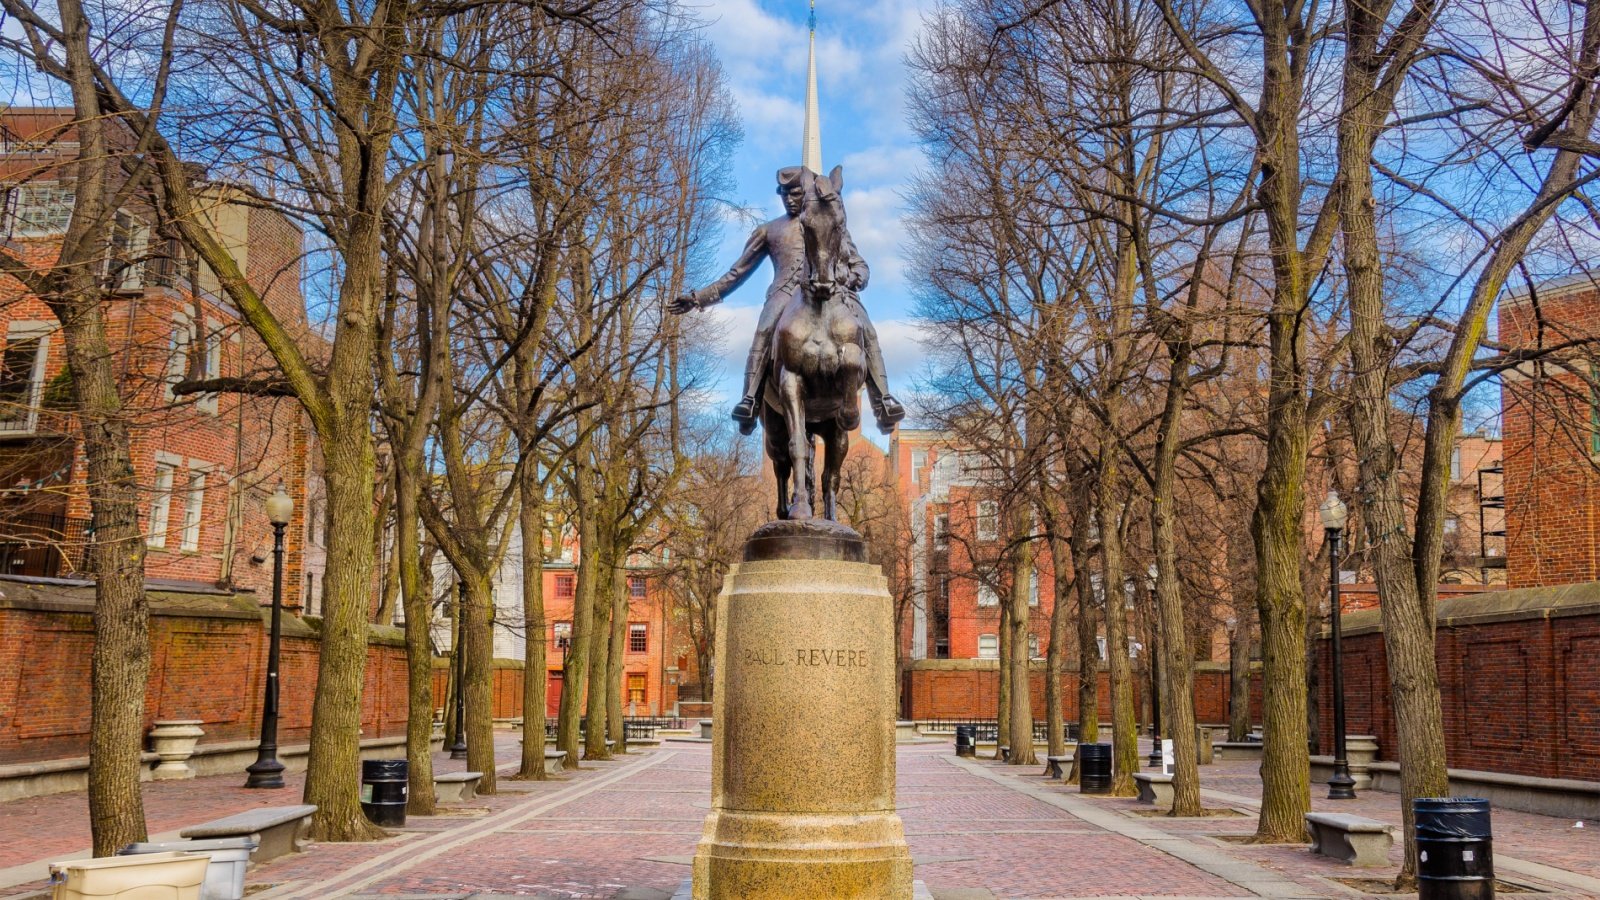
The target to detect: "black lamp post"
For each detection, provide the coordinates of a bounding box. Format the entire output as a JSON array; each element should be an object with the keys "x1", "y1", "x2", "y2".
[
  {"x1": 245, "y1": 483, "x2": 293, "y2": 788},
  {"x1": 449, "y1": 581, "x2": 468, "y2": 760},
  {"x1": 1146, "y1": 563, "x2": 1162, "y2": 768},
  {"x1": 1321, "y1": 490, "x2": 1356, "y2": 800}
]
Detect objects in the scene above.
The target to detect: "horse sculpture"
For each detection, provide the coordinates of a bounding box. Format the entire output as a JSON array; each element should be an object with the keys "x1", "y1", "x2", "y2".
[{"x1": 761, "y1": 165, "x2": 866, "y2": 521}]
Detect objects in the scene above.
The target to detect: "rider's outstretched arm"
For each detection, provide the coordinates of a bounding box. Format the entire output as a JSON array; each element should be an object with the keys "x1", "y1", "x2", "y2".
[{"x1": 695, "y1": 226, "x2": 770, "y2": 307}]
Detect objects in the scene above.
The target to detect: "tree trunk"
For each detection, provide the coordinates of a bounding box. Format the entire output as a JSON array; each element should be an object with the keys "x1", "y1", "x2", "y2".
[
  {"x1": 463, "y1": 573, "x2": 497, "y2": 794},
  {"x1": 606, "y1": 564, "x2": 628, "y2": 752},
  {"x1": 515, "y1": 468, "x2": 548, "y2": 780},
  {"x1": 394, "y1": 466, "x2": 436, "y2": 814},
  {"x1": 1097, "y1": 469, "x2": 1139, "y2": 796},
  {"x1": 61, "y1": 283, "x2": 152, "y2": 856},
  {"x1": 584, "y1": 546, "x2": 614, "y2": 760},
  {"x1": 996, "y1": 601, "x2": 1012, "y2": 759},
  {"x1": 44, "y1": 30, "x2": 152, "y2": 855},
  {"x1": 558, "y1": 490, "x2": 596, "y2": 769},
  {"x1": 1007, "y1": 541, "x2": 1037, "y2": 765},
  {"x1": 1045, "y1": 535, "x2": 1071, "y2": 759},
  {"x1": 1229, "y1": 620, "x2": 1253, "y2": 742},
  {"x1": 1072, "y1": 509, "x2": 1100, "y2": 763},
  {"x1": 304, "y1": 431, "x2": 385, "y2": 841},
  {"x1": 1337, "y1": 19, "x2": 1449, "y2": 874}
]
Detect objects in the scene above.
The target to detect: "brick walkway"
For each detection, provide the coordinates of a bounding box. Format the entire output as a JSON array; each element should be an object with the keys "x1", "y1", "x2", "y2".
[{"x1": 3, "y1": 739, "x2": 1598, "y2": 899}]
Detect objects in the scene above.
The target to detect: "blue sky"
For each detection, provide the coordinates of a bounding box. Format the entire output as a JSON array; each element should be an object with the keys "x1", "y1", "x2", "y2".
[{"x1": 689, "y1": 0, "x2": 935, "y2": 407}]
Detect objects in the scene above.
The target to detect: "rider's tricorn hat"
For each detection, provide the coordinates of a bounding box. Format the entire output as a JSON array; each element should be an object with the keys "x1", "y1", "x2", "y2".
[{"x1": 776, "y1": 165, "x2": 807, "y2": 191}]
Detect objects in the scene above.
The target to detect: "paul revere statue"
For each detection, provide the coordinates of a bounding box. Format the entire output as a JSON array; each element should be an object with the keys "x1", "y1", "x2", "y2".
[{"x1": 668, "y1": 165, "x2": 904, "y2": 435}]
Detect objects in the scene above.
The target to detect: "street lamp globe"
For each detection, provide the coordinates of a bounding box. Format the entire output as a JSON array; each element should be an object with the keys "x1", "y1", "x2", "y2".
[
  {"x1": 266, "y1": 483, "x2": 294, "y2": 526},
  {"x1": 1319, "y1": 490, "x2": 1347, "y2": 531}
]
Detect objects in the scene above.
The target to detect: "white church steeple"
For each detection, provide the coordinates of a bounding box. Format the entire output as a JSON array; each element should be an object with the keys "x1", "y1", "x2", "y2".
[{"x1": 801, "y1": 0, "x2": 822, "y2": 174}]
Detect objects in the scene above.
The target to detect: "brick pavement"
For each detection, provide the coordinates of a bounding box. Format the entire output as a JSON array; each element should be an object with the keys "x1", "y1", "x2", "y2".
[
  {"x1": 4, "y1": 738, "x2": 1600, "y2": 899},
  {"x1": 0, "y1": 734, "x2": 524, "y2": 888}
]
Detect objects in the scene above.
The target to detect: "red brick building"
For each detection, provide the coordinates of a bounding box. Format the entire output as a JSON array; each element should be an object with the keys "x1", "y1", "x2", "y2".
[
  {"x1": 1499, "y1": 275, "x2": 1600, "y2": 589},
  {"x1": 0, "y1": 108, "x2": 322, "y2": 605}
]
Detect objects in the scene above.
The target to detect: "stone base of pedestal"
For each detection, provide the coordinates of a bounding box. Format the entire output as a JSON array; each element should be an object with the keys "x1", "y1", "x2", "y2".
[{"x1": 691, "y1": 522, "x2": 913, "y2": 900}]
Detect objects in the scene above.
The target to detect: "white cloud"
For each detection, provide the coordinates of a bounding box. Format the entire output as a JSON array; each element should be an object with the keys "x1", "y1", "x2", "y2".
[
  {"x1": 843, "y1": 184, "x2": 908, "y2": 295},
  {"x1": 871, "y1": 317, "x2": 927, "y2": 398}
]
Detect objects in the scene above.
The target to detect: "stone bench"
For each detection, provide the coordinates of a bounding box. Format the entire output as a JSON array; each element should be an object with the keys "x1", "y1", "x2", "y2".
[
  {"x1": 1042, "y1": 754, "x2": 1073, "y2": 779},
  {"x1": 545, "y1": 749, "x2": 567, "y2": 777},
  {"x1": 1214, "y1": 741, "x2": 1264, "y2": 761},
  {"x1": 1133, "y1": 772, "x2": 1174, "y2": 811},
  {"x1": 1305, "y1": 812, "x2": 1393, "y2": 867},
  {"x1": 180, "y1": 804, "x2": 316, "y2": 864},
  {"x1": 434, "y1": 771, "x2": 482, "y2": 802}
]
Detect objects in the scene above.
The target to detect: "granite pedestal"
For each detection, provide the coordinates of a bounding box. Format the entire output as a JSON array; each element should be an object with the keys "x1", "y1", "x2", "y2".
[{"x1": 691, "y1": 520, "x2": 913, "y2": 900}]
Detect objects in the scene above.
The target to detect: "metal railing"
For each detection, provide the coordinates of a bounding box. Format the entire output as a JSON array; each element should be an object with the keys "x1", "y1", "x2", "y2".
[
  {"x1": 0, "y1": 512, "x2": 87, "y2": 577},
  {"x1": 913, "y1": 718, "x2": 1066, "y2": 743}
]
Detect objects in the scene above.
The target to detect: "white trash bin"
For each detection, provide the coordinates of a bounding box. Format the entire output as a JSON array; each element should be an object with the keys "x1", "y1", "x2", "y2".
[
  {"x1": 50, "y1": 851, "x2": 208, "y2": 900},
  {"x1": 119, "y1": 838, "x2": 256, "y2": 900}
]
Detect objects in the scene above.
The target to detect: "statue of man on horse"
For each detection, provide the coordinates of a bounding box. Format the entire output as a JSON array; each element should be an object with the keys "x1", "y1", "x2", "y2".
[{"x1": 669, "y1": 164, "x2": 902, "y2": 521}]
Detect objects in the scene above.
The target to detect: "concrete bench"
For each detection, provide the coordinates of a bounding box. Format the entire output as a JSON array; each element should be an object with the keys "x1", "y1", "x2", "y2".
[
  {"x1": 545, "y1": 749, "x2": 568, "y2": 777},
  {"x1": 1214, "y1": 741, "x2": 1264, "y2": 761},
  {"x1": 180, "y1": 804, "x2": 315, "y2": 864},
  {"x1": 1133, "y1": 772, "x2": 1174, "y2": 811},
  {"x1": 1305, "y1": 812, "x2": 1393, "y2": 867},
  {"x1": 1042, "y1": 754, "x2": 1073, "y2": 779},
  {"x1": 434, "y1": 771, "x2": 482, "y2": 802}
]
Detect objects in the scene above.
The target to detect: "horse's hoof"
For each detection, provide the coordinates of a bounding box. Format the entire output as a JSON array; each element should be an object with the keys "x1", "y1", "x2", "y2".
[{"x1": 786, "y1": 504, "x2": 814, "y2": 520}]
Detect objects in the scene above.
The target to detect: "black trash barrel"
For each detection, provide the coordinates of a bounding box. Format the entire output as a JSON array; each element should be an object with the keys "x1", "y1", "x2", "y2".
[
  {"x1": 1078, "y1": 742, "x2": 1112, "y2": 794},
  {"x1": 361, "y1": 759, "x2": 409, "y2": 827},
  {"x1": 955, "y1": 725, "x2": 976, "y2": 757},
  {"x1": 1415, "y1": 797, "x2": 1493, "y2": 900}
]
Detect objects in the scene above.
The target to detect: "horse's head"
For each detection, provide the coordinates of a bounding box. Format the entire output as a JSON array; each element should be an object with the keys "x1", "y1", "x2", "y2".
[{"x1": 798, "y1": 165, "x2": 847, "y2": 302}]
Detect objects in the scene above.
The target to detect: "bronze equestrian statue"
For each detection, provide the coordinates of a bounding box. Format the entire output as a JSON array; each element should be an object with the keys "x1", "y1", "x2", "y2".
[{"x1": 670, "y1": 165, "x2": 899, "y2": 521}]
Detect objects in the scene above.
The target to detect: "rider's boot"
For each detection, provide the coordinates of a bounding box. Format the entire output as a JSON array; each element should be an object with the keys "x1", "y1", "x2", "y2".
[
  {"x1": 732, "y1": 348, "x2": 767, "y2": 436},
  {"x1": 865, "y1": 344, "x2": 905, "y2": 434}
]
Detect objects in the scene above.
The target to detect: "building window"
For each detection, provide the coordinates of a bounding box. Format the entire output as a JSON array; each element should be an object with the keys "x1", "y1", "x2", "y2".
[
  {"x1": 978, "y1": 634, "x2": 998, "y2": 659},
  {"x1": 934, "y1": 639, "x2": 950, "y2": 658},
  {"x1": 1028, "y1": 633, "x2": 1041, "y2": 659},
  {"x1": 910, "y1": 449, "x2": 926, "y2": 486},
  {"x1": 977, "y1": 579, "x2": 999, "y2": 607},
  {"x1": 554, "y1": 573, "x2": 575, "y2": 599},
  {"x1": 933, "y1": 514, "x2": 949, "y2": 547},
  {"x1": 0, "y1": 324, "x2": 51, "y2": 434},
  {"x1": 1029, "y1": 568, "x2": 1040, "y2": 607},
  {"x1": 179, "y1": 468, "x2": 206, "y2": 552},
  {"x1": 4, "y1": 183, "x2": 75, "y2": 235},
  {"x1": 553, "y1": 621, "x2": 571, "y2": 650},
  {"x1": 627, "y1": 672, "x2": 646, "y2": 706},
  {"x1": 1450, "y1": 446, "x2": 1462, "y2": 480},
  {"x1": 198, "y1": 320, "x2": 222, "y2": 414},
  {"x1": 104, "y1": 211, "x2": 147, "y2": 291},
  {"x1": 629, "y1": 623, "x2": 648, "y2": 654},
  {"x1": 976, "y1": 500, "x2": 999, "y2": 541},
  {"x1": 1444, "y1": 516, "x2": 1459, "y2": 535},
  {"x1": 629, "y1": 576, "x2": 647, "y2": 599},
  {"x1": 1592, "y1": 366, "x2": 1600, "y2": 456},
  {"x1": 164, "y1": 315, "x2": 192, "y2": 402},
  {"x1": 148, "y1": 462, "x2": 176, "y2": 548}
]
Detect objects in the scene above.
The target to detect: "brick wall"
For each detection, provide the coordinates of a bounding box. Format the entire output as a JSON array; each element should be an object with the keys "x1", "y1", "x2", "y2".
[
  {"x1": 1315, "y1": 583, "x2": 1600, "y2": 781},
  {"x1": 900, "y1": 659, "x2": 1261, "y2": 726},
  {"x1": 0, "y1": 577, "x2": 408, "y2": 766}
]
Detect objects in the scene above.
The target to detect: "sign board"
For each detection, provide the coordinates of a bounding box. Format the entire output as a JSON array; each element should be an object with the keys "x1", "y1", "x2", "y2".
[{"x1": 1161, "y1": 739, "x2": 1174, "y2": 775}]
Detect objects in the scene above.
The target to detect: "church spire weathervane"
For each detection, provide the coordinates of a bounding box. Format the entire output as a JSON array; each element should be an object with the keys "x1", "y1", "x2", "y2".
[{"x1": 801, "y1": 0, "x2": 822, "y2": 174}]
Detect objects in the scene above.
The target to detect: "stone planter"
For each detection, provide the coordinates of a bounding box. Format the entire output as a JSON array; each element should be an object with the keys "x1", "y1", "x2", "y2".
[
  {"x1": 1346, "y1": 735, "x2": 1379, "y2": 790},
  {"x1": 149, "y1": 721, "x2": 205, "y2": 780}
]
